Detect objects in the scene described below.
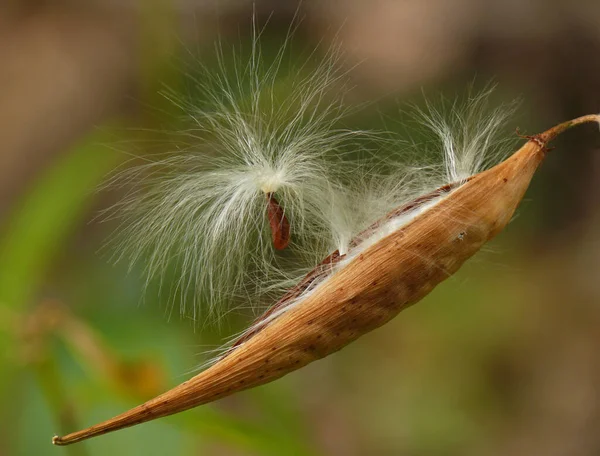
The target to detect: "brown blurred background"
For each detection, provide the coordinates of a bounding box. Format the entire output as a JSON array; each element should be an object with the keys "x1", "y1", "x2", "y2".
[{"x1": 1, "y1": 1, "x2": 600, "y2": 455}]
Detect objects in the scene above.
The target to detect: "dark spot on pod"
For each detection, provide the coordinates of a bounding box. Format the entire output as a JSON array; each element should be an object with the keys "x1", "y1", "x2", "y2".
[
  {"x1": 503, "y1": 177, "x2": 508, "y2": 183},
  {"x1": 259, "y1": 375, "x2": 265, "y2": 379},
  {"x1": 307, "y1": 320, "x2": 314, "y2": 325},
  {"x1": 266, "y1": 193, "x2": 291, "y2": 250}
]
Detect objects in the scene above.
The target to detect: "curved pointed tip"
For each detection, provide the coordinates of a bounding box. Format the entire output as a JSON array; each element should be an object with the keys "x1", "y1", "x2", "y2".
[{"x1": 46, "y1": 357, "x2": 237, "y2": 446}]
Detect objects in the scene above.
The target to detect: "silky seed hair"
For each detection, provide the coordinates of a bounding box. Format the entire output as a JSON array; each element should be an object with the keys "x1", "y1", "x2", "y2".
[
  {"x1": 339, "y1": 85, "x2": 518, "y2": 257},
  {"x1": 101, "y1": 20, "x2": 376, "y2": 322},
  {"x1": 104, "y1": 58, "x2": 517, "y2": 332},
  {"x1": 102, "y1": 16, "x2": 517, "y2": 330},
  {"x1": 415, "y1": 85, "x2": 519, "y2": 182}
]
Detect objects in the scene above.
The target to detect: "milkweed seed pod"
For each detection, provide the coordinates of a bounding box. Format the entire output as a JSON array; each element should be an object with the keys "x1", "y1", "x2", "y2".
[{"x1": 53, "y1": 114, "x2": 600, "y2": 446}]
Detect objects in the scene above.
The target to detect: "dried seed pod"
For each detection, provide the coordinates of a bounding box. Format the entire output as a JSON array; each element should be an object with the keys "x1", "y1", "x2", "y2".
[{"x1": 53, "y1": 115, "x2": 599, "y2": 446}]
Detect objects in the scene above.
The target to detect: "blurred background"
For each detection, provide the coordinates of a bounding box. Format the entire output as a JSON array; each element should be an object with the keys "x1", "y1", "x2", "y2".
[{"x1": 2, "y1": 1, "x2": 600, "y2": 455}]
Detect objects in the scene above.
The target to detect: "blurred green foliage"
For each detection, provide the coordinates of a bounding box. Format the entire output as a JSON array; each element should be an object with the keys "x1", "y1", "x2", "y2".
[{"x1": 1, "y1": 6, "x2": 320, "y2": 456}]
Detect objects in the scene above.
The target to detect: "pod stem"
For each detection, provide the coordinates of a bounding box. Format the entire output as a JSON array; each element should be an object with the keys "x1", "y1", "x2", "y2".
[{"x1": 536, "y1": 114, "x2": 600, "y2": 144}]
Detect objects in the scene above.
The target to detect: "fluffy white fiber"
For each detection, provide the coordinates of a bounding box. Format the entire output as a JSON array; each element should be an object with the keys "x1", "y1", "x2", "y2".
[
  {"x1": 104, "y1": 22, "x2": 372, "y2": 321},
  {"x1": 103, "y1": 22, "x2": 518, "y2": 331}
]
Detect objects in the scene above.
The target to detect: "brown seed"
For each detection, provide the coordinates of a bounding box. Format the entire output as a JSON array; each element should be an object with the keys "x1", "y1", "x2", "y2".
[
  {"x1": 266, "y1": 192, "x2": 290, "y2": 250},
  {"x1": 52, "y1": 114, "x2": 600, "y2": 446}
]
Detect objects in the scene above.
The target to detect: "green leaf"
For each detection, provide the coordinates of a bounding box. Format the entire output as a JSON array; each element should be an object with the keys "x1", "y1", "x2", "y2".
[{"x1": 0, "y1": 129, "x2": 122, "y2": 386}]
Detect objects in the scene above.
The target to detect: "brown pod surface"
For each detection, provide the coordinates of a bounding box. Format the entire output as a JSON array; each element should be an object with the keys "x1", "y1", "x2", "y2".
[{"x1": 53, "y1": 115, "x2": 599, "y2": 446}]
